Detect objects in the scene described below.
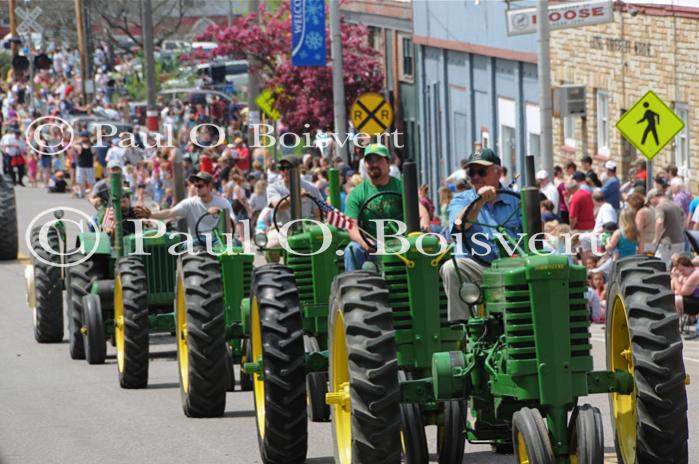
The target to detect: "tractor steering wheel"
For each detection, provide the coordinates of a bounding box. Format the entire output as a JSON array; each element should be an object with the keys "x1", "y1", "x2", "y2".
[
  {"x1": 194, "y1": 210, "x2": 222, "y2": 245},
  {"x1": 356, "y1": 191, "x2": 403, "y2": 251},
  {"x1": 458, "y1": 189, "x2": 521, "y2": 231},
  {"x1": 272, "y1": 194, "x2": 327, "y2": 233}
]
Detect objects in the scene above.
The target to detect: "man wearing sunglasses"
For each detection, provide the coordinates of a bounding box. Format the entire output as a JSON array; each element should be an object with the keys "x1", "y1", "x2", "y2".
[
  {"x1": 134, "y1": 171, "x2": 234, "y2": 241},
  {"x1": 440, "y1": 149, "x2": 522, "y2": 322}
]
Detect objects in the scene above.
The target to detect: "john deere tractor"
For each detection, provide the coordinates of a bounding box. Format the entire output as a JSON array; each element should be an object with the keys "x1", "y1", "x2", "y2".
[
  {"x1": 246, "y1": 166, "x2": 351, "y2": 463},
  {"x1": 174, "y1": 209, "x2": 254, "y2": 418},
  {"x1": 62, "y1": 172, "x2": 181, "y2": 391},
  {"x1": 325, "y1": 156, "x2": 689, "y2": 464}
]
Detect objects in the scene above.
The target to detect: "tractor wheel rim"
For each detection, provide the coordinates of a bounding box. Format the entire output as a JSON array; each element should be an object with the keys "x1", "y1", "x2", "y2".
[
  {"x1": 516, "y1": 431, "x2": 530, "y2": 464},
  {"x1": 330, "y1": 309, "x2": 351, "y2": 464},
  {"x1": 251, "y1": 296, "x2": 265, "y2": 439},
  {"x1": 114, "y1": 275, "x2": 125, "y2": 373},
  {"x1": 176, "y1": 271, "x2": 189, "y2": 393},
  {"x1": 610, "y1": 296, "x2": 636, "y2": 463},
  {"x1": 25, "y1": 265, "x2": 36, "y2": 310}
]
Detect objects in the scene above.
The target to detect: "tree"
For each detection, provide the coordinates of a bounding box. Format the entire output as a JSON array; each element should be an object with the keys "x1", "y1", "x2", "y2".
[{"x1": 201, "y1": 0, "x2": 384, "y2": 134}]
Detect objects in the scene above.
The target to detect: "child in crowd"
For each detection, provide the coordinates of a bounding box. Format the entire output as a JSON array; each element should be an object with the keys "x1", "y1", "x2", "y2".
[{"x1": 27, "y1": 152, "x2": 38, "y2": 188}]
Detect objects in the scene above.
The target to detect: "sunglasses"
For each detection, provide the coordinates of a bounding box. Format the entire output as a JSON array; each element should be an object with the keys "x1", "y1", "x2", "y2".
[
  {"x1": 193, "y1": 182, "x2": 207, "y2": 188},
  {"x1": 279, "y1": 165, "x2": 289, "y2": 171},
  {"x1": 468, "y1": 167, "x2": 489, "y2": 178}
]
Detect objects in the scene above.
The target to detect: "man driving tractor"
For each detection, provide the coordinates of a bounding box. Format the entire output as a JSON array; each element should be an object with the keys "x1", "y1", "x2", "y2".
[{"x1": 441, "y1": 149, "x2": 522, "y2": 321}]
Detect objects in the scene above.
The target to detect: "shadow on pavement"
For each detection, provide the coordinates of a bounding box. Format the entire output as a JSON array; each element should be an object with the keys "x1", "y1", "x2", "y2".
[
  {"x1": 147, "y1": 382, "x2": 180, "y2": 389},
  {"x1": 222, "y1": 409, "x2": 256, "y2": 418}
]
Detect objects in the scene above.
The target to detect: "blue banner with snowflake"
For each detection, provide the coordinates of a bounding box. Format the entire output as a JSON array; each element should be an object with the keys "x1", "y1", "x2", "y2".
[{"x1": 291, "y1": 0, "x2": 326, "y2": 67}]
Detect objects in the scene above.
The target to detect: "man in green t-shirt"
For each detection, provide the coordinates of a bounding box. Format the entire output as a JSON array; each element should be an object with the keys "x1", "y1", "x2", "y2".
[{"x1": 343, "y1": 143, "x2": 403, "y2": 270}]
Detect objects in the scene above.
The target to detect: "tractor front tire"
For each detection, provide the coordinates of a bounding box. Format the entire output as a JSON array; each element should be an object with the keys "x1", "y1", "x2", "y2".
[
  {"x1": 399, "y1": 371, "x2": 428, "y2": 464},
  {"x1": 328, "y1": 271, "x2": 401, "y2": 464},
  {"x1": 115, "y1": 257, "x2": 149, "y2": 389},
  {"x1": 437, "y1": 400, "x2": 466, "y2": 464},
  {"x1": 606, "y1": 257, "x2": 689, "y2": 464},
  {"x1": 251, "y1": 264, "x2": 307, "y2": 464},
  {"x1": 239, "y1": 338, "x2": 253, "y2": 391},
  {"x1": 82, "y1": 294, "x2": 106, "y2": 365},
  {"x1": 176, "y1": 253, "x2": 227, "y2": 418},
  {"x1": 512, "y1": 407, "x2": 555, "y2": 464},
  {"x1": 30, "y1": 225, "x2": 63, "y2": 342},
  {"x1": 304, "y1": 335, "x2": 330, "y2": 422},
  {"x1": 568, "y1": 404, "x2": 604, "y2": 464},
  {"x1": 67, "y1": 254, "x2": 105, "y2": 359},
  {"x1": 0, "y1": 175, "x2": 18, "y2": 260}
]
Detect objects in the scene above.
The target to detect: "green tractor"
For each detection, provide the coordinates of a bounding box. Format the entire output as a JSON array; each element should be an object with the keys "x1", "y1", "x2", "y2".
[
  {"x1": 246, "y1": 166, "x2": 351, "y2": 463},
  {"x1": 325, "y1": 156, "x2": 689, "y2": 464},
  {"x1": 63, "y1": 172, "x2": 181, "y2": 391},
  {"x1": 173, "y1": 208, "x2": 255, "y2": 417}
]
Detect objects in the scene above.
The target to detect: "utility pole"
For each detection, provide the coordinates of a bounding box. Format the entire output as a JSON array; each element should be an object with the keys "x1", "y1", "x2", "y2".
[
  {"x1": 142, "y1": 0, "x2": 158, "y2": 131},
  {"x1": 9, "y1": 0, "x2": 17, "y2": 56},
  {"x1": 246, "y1": 0, "x2": 260, "y2": 150},
  {"x1": 537, "y1": 0, "x2": 553, "y2": 174},
  {"x1": 74, "y1": 0, "x2": 88, "y2": 104},
  {"x1": 329, "y1": 0, "x2": 348, "y2": 163}
]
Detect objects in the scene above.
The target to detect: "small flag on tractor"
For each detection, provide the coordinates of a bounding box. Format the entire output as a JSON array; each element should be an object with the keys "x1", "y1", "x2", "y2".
[
  {"x1": 319, "y1": 202, "x2": 354, "y2": 230},
  {"x1": 101, "y1": 206, "x2": 115, "y2": 231}
]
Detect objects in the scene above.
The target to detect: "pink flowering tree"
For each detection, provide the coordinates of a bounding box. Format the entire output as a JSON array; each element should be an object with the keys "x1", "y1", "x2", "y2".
[{"x1": 200, "y1": 0, "x2": 384, "y2": 134}]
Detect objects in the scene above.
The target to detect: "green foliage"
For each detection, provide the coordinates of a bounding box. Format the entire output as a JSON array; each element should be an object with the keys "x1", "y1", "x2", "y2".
[{"x1": 124, "y1": 57, "x2": 166, "y2": 100}]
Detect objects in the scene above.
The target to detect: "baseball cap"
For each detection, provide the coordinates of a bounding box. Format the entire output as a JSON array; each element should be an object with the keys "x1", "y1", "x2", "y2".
[
  {"x1": 605, "y1": 160, "x2": 617, "y2": 170},
  {"x1": 363, "y1": 143, "x2": 390, "y2": 158},
  {"x1": 465, "y1": 148, "x2": 501, "y2": 167},
  {"x1": 107, "y1": 160, "x2": 121, "y2": 169},
  {"x1": 188, "y1": 171, "x2": 214, "y2": 183},
  {"x1": 535, "y1": 170, "x2": 548, "y2": 181},
  {"x1": 572, "y1": 171, "x2": 586, "y2": 182}
]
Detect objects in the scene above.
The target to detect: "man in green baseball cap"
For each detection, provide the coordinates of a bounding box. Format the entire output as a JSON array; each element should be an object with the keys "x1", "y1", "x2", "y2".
[{"x1": 343, "y1": 142, "x2": 403, "y2": 271}]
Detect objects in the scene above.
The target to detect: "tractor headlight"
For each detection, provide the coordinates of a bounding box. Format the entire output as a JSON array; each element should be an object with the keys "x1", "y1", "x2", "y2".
[
  {"x1": 459, "y1": 282, "x2": 481, "y2": 304},
  {"x1": 53, "y1": 209, "x2": 64, "y2": 219},
  {"x1": 254, "y1": 233, "x2": 268, "y2": 248}
]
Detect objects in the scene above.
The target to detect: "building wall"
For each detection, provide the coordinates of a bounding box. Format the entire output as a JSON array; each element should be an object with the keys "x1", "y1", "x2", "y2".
[
  {"x1": 550, "y1": 3, "x2": 699, "y2": 184},
  {"x1": 414, "y1": 1, "x2": 539, "y2": 195}
]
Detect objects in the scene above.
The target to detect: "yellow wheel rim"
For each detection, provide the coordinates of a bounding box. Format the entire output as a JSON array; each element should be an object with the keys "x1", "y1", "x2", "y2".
[
  {"x1": 610, "y1": 295, "x2": 636, "y2": 463},
  {"x1": 251, "y1": 296, "x2": 265, "y2": 438},
  {"x1": 328, "y1": 309, "x2": 352, "y2": 464},
  {"x1": 516, "y1": 431, "x2": 529, "y2": 464},
  {"x1": 176, "y1": 270, "x2": 189, "y2": 393},
  {"x1": 114, "y1": 275, "x2": 125, "y2": 373}
]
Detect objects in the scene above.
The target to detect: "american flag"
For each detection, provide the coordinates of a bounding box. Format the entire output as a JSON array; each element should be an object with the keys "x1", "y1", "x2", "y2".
[
  {"x1": 318, "y1": 202, "x2": 354, "y2": 230},
  {"x1": 101, "y1": 206, "x2": 115, "y2": 231}
]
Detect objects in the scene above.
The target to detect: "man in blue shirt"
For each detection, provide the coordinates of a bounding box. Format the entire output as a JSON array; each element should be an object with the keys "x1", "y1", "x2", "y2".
[
  {"x1": 600, "y1": 160, "x2": 620, "y2": 211},
  {"x1": 440, "y1": 149, "x2": 522, "y2": 321}
]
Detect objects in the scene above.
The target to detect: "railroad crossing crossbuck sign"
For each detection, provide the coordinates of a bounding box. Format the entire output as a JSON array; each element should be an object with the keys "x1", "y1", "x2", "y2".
[
  {"x1": 350, "y1": 92, "x2": 394, "y2": 136},
  {"x1": 616, "y1": 90, "x2": 685, "y2": 160},
  {"x1": 16, "y1": 7, "x2": 43, "y2": 35}
]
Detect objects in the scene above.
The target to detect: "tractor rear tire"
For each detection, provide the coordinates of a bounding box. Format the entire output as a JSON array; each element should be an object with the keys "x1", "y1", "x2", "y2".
[
  {"x1": 437, "y1": 400, "x2": 466, "y2": 464},
  {"x1": 239, "y1": 338, "x2": 253, "y2": 391},
  {"x1": 251, "y1": 264, "x2": 307, "y2": 464},
  {"x1": 30, "y1": 225, "x2": 63, "y2": 342},
  {"x1": 176, "y1": 253, "x2": 227, "y2": 418},
  {"x1": 67, "y1": 254, "x2": 105, "y2": 359},
  {"x1": 606, "y1": 257, "x2": 688, "y2": 464},
  {"x1": 115, "y1": 257, "x2": 149, "y2": 389},
  {"x1": 512, "y1": 407, "x2": 555, "y2": 464},
  {"x1": 304, "y1": 335, "x2": 330, "y2": 422},
  {"x1": 328, "y1": 271, "x2": 401, "y2": 464},
  {"x1": 569, "y1": 404, "x2": 604, "y2": 464},
  {"x1": 82, "y1": 294, "x2": 106, "y2": 365},
  {"x1": 399, "y1": 371, "x2": 428, "y2": 464},
  {"x1": 0, "y1": 175, "x2": 18, "y2": 260}
]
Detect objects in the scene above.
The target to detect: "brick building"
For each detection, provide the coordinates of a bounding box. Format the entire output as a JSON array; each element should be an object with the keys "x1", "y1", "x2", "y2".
[{"x1": 550, "y1": 1, "x2": 699, "y2": 185}]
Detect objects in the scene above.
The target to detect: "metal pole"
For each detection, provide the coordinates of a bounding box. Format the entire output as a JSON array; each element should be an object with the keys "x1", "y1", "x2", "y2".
[
  {"x1": 74, "y1": 0, "x2": 88, "y2": 105},
  {"x1": 537, "y1": 0, "x2": 553, "y2": 174},
  {"x1": 141, "y1": 0, "x2": 158, "y2": 131},
  {"x1": 329, "y1": 0, "x2": 348, "y2": 163},
  {"x1": 9, "y1": 0, "x2": 17, "y2": 57},
  {"x1": 246, "y1": 0, "x2": 260, "y2": 146}
]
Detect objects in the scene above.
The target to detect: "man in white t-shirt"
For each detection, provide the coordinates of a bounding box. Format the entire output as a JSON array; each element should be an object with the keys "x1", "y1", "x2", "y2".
[
  {"x1": 592, "y1": 191, "x2": 617, "y2": 233},
  {"x1": 134, "y1": 171, "x2": 234, "y2": 241},
  {"x1": 536, "y1": 169, "x2": 560, "y2": 214},
  {"x1": 105, "y1": 138, "x2": 127, "y2": 168}
]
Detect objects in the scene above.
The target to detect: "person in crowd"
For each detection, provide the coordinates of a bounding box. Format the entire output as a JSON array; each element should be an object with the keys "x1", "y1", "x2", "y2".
[
  {"x1": 565, "y1": 178, "x2": 595, "y2": 231},
  {"x1": 671, "y1": 255, "x2": 699, "y2": 340},
  {"x1": 0, "y1": 126, "x2": 28, "y2": 186},
  {"x1": 541, "y1": 200, "x2": 558, "y2": 223},
  {"x1": 438, "y1": 186, "x2": 453, "y2": 233},
  {"x1": 580, "y1": 155, "x2": 602, "y2": 188},
  {"x1": 626, "y1": 191, "x2": 655, "y2": 254},
  {"x1": 605, "y1": 208, "x2": 639, "y2": 259},
  {"x1": 441, "y1": 149, "x2": 521, "y2": 322},
  {"x1": 600, "y1": 160, "x2": 620, "y2": 211},
  {"x1": 536, "y1": 169, "x2": 559, "y2": 213},
  {"x1": 670, "y1": 177, "x2": 692, "y2": 214},
  {"x1": 47, "y1": 170, "x2": 68, "y2": 193},
  {"x1": 592, "y1": 191, "x2": 617, "y2": 234},
  {"x1": 649, "y1": 188, "x2": 686, "y2": 266},
  {"x1": 74, "y1": 130, "x2": 96, "y2": 198}
]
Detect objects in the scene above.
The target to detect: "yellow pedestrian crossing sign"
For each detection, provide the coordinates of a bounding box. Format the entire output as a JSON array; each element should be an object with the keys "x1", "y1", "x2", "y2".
[
  {"x1": 350, "y1": 92, "x2": 394, "y2": 135},
  {"x1": 616, "y1": 90, "x2": 685, "y2": 160},
  {"x1": 255, "y1": 89, "x2": 281, "y2": 121}
]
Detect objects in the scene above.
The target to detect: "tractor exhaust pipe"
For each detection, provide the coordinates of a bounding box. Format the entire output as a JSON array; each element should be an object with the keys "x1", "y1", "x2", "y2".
[
  {"x1": 288, "y1": 163, "x2": 303, "y2": 233},
  {"x1": 402, "y1": 161, "x2": 420, "y2": 234},
  {"x1": 522, "y1": 155, "x2": 543, "y2": 244}
]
